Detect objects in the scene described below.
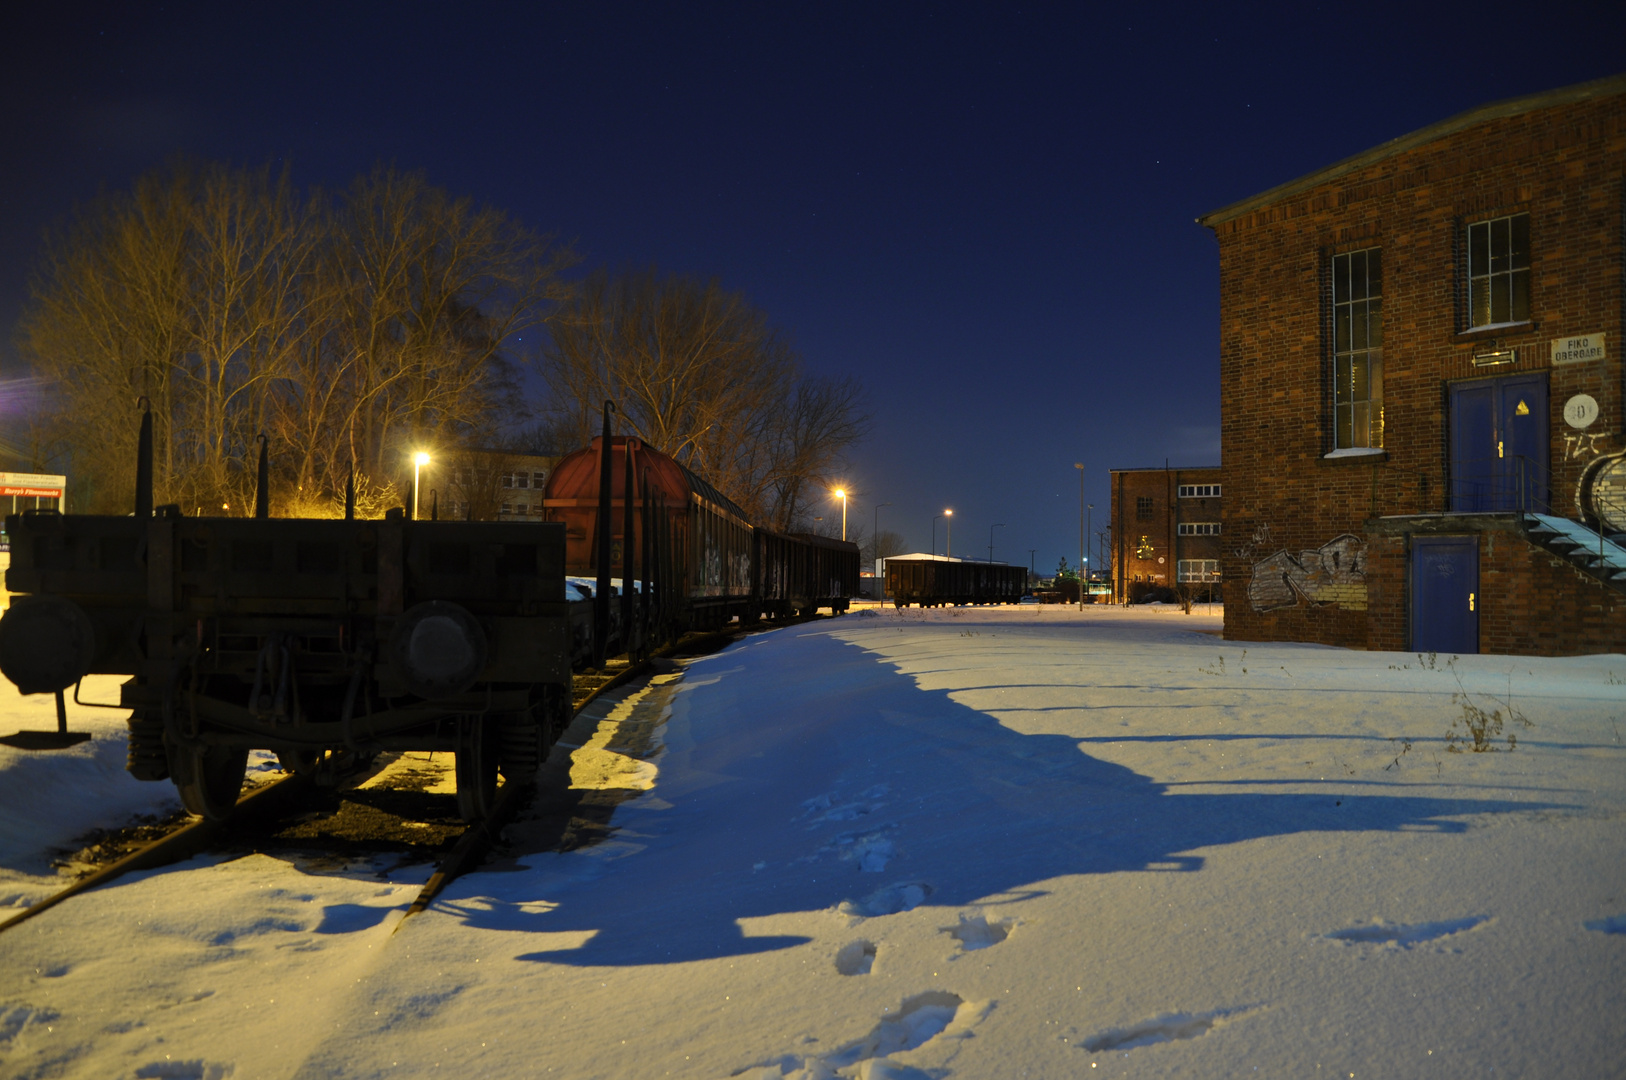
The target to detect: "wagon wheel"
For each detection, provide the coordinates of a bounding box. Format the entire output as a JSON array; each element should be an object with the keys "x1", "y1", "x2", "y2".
[
  {"x1": 455, "y1": 714, "x2": 500, "y2": 821},
  {"x1": 168, "y1": 742, "x2": 250, "y2": 821}
]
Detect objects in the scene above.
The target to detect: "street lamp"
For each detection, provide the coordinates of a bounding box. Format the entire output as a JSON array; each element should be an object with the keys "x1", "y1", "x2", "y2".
[
  {"x1": 945, "y1": 509, "x2": 953, "y2": 558},
  {"x1": 988, "y1": 522, "x2": 1004, "y2": 563},
  {"x1": 833, "y1": 488, "x2": 847, "y2": 541},
  {"x1": 1074, "y1": 463, "x2": 1085, "y2": 610},
  {"x1": 873, "y1": 501, "x2": 891, "y2": 554},
  {"x1": 412, "y1": 451, "x2": 430, "y2": 520}
]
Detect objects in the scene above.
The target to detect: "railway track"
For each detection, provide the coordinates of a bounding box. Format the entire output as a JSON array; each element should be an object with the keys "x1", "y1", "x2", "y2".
[{"x1": 0, "y1": 622, "x2": 765, "y2": 937}]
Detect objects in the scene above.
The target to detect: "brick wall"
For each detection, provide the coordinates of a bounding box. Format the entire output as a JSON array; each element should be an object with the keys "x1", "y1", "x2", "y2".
[{"x1": 1206, "y1": 83, "x2": 1626, "y2": 653}]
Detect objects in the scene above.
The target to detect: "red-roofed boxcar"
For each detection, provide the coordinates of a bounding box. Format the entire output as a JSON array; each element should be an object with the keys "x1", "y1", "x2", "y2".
[{"x1": 543, "y1": 436, "x2": 758, "y2": 629}]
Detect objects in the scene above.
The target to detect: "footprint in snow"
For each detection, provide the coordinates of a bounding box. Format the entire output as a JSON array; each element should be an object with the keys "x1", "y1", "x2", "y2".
[
  {"x1": 1583, "y1": 914, "x2": 1626, "y2": 935},
  {"x1": 1079, "y1": 1005, "x2": 1260, "y2": 1053},
  {"x1": 835, "y1": 940, "x2": 877, "y2": 975},
  {"x1": 0, "y1": 1004, "x2": 61, "y2": 1046},
  {"x1": 1323, "y1": 915, "x2": 1488, "y2": 950},
  {"x1": 733, "y1": 991, "x2": 989, "y2": 1079},
  {"x1": 840, "y1": 830, "x2": 896, "y2": 873},
  {"x1": 133, "y1": 1062, "x2": 234, "y2": 1080},
  {"x1": 942, "y1": 912, "x2": 1016, "y2": 953},
  {"x1": 839, "y1": 881, "x2": 933, "y2": 919},
  {"x1": 799, "y1": 785, "x2": 890, "y2": 825}
]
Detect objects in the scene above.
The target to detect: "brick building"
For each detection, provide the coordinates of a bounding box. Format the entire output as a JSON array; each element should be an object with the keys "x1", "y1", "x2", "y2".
[
  {"x1": 1198, "y1": 74, "x2": 1626, "y2": 655},
  {"x1": 435, "y1": 450, "x2": 557, "y2": 522},
  {"x1": 1109, "y1": 466, "x2": 1224, "y2": 603}
]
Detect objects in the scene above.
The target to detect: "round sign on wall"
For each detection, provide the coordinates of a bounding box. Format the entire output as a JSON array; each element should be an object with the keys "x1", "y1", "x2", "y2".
[{"x1": 1564, "y1": 393, "x2": 1599, "y2": 428}]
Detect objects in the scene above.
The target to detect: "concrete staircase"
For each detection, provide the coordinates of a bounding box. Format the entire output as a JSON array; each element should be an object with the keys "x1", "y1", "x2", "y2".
[{"x1": 1523, "y1": 513, "x2": 1626, "y2": 592}]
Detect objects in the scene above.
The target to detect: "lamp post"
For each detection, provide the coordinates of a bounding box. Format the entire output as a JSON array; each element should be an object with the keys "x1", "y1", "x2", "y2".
[
  {"x1": 1074, "y1": 463, "x2": 1085, "y2": 610},
  {"x1": 412, "y1": 451, "x2": 430, "y2": 520},
  {"x1": 945, "y1": 508, "x2": 953, "y2": 558},
  {"x1": 988, "y1": 522, "x2": 1004, "y2": 563},
  {"x1": 834, "y1": 488, "x2": 847, "y2": 541},
  {"x1": 873, "y1": 501, "x2": 891, "y2": 553}
]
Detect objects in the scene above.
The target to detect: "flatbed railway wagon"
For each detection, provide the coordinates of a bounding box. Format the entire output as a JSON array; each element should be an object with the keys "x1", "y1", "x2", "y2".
[
  {"x1": 885, "y1": 557, "x2": 1028, "y2": 607},
  {"x1": 0, "y1": 506, "x2": 581, "y2": 822}
]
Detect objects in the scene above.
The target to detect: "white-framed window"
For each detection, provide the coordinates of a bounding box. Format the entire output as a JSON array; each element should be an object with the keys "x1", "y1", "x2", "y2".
[
  {"x1": 1177, "y1": 484, "x2": 1221, "y2": 498},
  {"x1": 502, "y1": 472, "x2": 530, "y2": 490},
  {"x1": 1333, "y1": 247, "x2": 1383, "y2": 449},
  {"x1": 1468, "y1": 213, "x2": 1529, "y2": 328},
  {"x1": 1178, "y1": 559, "x2": 1221, "y2": 582},
  {"x1": 1178, "y1": 522, "x2": 1221, "y2": 536}
]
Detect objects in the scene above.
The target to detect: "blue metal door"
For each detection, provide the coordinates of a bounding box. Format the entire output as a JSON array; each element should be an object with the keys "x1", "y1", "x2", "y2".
[
  {"x1": 1449, "y1": 373, "x2": 1548, "y2": 511},
  {"x1": 1411, "y1": 536, "x2": 1478, "y2": 654},
  {"x1": 1501, "y1": 373, "x2": 1548, "y2": 510}
]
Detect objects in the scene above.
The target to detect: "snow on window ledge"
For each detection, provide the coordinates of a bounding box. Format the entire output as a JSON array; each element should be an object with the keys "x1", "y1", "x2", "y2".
[{"x1": 1324, "y1": 447, "x2": 1387, "y2": 459}]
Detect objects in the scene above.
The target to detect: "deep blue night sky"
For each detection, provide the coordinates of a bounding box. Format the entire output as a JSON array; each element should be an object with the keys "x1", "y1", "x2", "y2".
[{"x1": 3, "y1": 2, "x2": 1623, "y2": 571}]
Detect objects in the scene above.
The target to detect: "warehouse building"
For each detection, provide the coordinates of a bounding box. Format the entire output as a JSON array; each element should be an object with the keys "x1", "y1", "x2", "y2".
[{"x1": 1198, "y1": 74, "x2": 1626, "y2": 654}]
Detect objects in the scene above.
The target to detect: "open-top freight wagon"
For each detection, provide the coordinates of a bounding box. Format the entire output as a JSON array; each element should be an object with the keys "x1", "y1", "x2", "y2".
[
  {"x1": 542, "y1": 435, "x2": 858, "y2": 624},
  {"x1": 884, "y1": 556, "x2": 1028, "y2": 607}
]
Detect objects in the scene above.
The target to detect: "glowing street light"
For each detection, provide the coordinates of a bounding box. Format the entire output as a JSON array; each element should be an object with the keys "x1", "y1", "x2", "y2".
[
  {"x1": 412, "y1": 451, "x2": 430, "y2": 520},
  {"x1": 945, "y1": 508, "x2": 953, "y2": 558},
  {"x1": 833, "y1": 488, "x2": 847, "y2": 541}
]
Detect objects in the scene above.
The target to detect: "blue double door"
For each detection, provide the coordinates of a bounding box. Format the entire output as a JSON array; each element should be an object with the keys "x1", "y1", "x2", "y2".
[
  {"x1": 1411, "y1": 536, "x2": 1478, "y2": 654},
  {"x1": 1449, "y1": 373, "x2": 1548, "y2": 512}
]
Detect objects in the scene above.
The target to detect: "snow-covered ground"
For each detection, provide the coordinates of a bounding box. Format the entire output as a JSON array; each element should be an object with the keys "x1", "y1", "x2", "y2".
[{"x1": 2, "y1": 602, "x2": 1624, "y2": 1079}]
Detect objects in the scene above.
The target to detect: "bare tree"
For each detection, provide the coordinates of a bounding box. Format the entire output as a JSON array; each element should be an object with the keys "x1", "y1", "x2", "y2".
[
  {"x1": 541, "y1": 267, "x2": 867, "y2": 523},
  {"x1": 20, "y1": 160, "x2": 314, "y2": 514},
  {"x1": 19, "y1": 162, "x2": 574, "y2": 516},
  {"x1": 761, "y1": 375, "x2": 869, "y2": 531},
  {"x1": 274, "y1": 167, "x2": 574, "y2": 509},
  {"x1": 870, "y1": 528, "x2": 907, "y2": 564}
]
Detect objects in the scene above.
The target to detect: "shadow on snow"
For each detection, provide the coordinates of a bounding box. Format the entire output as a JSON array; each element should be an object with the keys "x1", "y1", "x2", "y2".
[{"x1": 438, "y1": 630, "x2": 1567, "y2": 967}]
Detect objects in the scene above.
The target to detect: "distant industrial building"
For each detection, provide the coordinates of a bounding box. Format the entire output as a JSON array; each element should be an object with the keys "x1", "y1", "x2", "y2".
[{"x1": 1108, "y1": 466, "x2": 1223, "y2": 603}]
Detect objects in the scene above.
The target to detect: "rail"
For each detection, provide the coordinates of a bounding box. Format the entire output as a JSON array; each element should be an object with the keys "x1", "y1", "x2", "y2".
[{"x1": 1365, "y1": 454, "x2": 1552, "y2": 516}]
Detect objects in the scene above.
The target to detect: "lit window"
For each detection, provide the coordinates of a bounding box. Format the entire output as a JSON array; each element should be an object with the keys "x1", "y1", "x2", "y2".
[
  {"x1": 1333, "y1": 247, "x2": 1383, "y2": 449},
  {"x1": 1178, "y1": 559, "x2": 1221, "y2": 582},
  {"x1": 1468, "y1": 213, "x2": 1529, "y2": 328}
]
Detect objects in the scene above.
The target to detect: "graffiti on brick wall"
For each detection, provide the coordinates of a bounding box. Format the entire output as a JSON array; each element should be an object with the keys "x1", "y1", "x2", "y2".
[
  {"x1": 1579, "y1": 450, "x2": 1626, "y2": 534},
  {"x1": 1564, "y1": 431, "x2": 1613, "y2": 461},
  {"x1": 1231, "y1": 522, "x2": 1273, "y2": 562},
  {"x1": 1248, "y1": 533, "x2": 1367, "y2": 613}
]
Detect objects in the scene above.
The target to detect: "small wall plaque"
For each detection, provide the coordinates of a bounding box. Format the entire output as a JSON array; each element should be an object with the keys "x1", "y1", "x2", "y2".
[
  {"x1": 1552, "y1": 333, "x2": 1605, "y2": 366},
  {"x1": 1563, "y1": 393, "x2": 1599, "y2": 429}
]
